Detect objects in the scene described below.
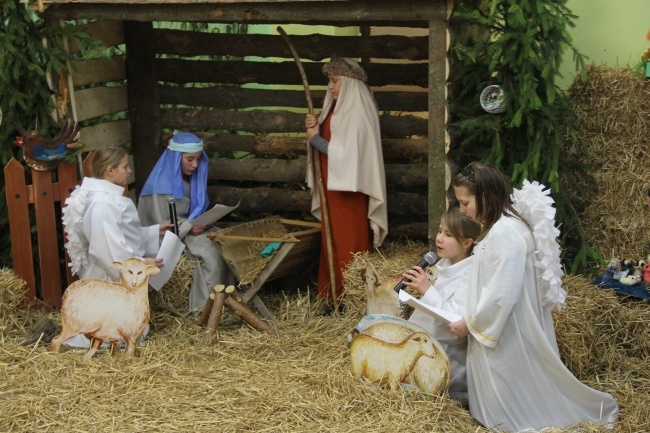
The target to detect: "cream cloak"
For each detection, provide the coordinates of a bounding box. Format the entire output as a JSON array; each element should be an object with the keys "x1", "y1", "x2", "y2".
[
  {"x1": 408, "y1": 256, "x2": 473, "y2": 394},
  {"x1": 466, "y1": 215, "x2": 618, "y2": 432},
  {"x1": 306, "y1": 76, "x2": 388, "y2": 248}
]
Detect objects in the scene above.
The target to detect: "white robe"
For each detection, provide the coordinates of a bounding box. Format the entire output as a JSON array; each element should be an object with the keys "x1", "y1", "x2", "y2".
[
  {"x1": 138, "y1": 181, "x2": 234, "y2": 312},
  {"x1": 62, "y1": 177, "x2": 160, "y2": 348},
  {"x1": 408, "y1": 257, "x2": 472, "y2": 394},
  {"x1": 466, "y1": 215, "x2": 618, "y2": 432}
]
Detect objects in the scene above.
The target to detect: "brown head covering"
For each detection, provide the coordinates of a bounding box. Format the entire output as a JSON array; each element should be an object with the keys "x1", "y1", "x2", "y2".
[{"x1": 322, "y1": 57, "x2": 368, "y2": 83}]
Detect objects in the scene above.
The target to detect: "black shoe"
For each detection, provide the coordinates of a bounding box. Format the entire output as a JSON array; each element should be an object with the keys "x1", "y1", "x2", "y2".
[{"x1": 22, "y1": 317, "x2": 60, "y2": 346}]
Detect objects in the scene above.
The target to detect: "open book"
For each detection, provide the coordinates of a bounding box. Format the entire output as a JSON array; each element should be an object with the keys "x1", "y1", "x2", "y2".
[
  {"x1": 398, "y1": 290, "x2": 462, "y2": 323},
  {"x1": 189, "y1": 201, "x2": 239, "y2": 226}
]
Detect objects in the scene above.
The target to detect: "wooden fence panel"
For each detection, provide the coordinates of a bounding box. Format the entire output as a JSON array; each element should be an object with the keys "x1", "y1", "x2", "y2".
[{"x1": 4, "y1": 158, "x2": 36, "y2": 302}]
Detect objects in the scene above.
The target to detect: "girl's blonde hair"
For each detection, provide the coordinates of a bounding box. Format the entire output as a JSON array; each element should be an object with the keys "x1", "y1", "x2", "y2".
[
  {"x1": 91, "y1": 146, "x2": 128, "y2": 178},
  {"x1": 440, "y1": 208, "x2": 481, "y2": 255}
]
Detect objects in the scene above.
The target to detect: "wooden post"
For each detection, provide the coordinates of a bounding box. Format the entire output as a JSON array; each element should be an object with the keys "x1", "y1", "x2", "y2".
[{"x1": 203, "y1": 284, "x2": 226, "y2": 343}]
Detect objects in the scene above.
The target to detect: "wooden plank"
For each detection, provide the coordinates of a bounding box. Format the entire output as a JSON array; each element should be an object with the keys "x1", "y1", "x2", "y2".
[
  {"x1": 57, "y1": 161, "x2": 82, "y2": 287},
  {"x1": 206, "y1": 158, "x2": 427, "y2": 187},
  {"x1": 79, "y1": 119, "x2": 131, "y2": 149},
  {"x1": 210, "y1": 186, "x2": 427, "y2": 215},
  {"x1": 42, "y1": 1, "x2": 448, "y2": 24},
  {"x1": 67, "y1": 20, "x2": 125, "y2": 54},
  {"x1": 153, "y1": 30, "x2": 429, "y2": 61},
  {"x1": 159, "y1": 86, "x2": 428, "y2": 112},
  {"x1": 70, "y1": 55, "x2": 126, "y2": 87},
  {"x1": 32, "y1": 170, "x2": 63, "y2": 310},
  {"x1": 157, "y1": 59, "x2": 428, "y2": 88},
  {"x1": 74, "y1": 85, "x2": 128, "y2": 122},
  {"x1": 427, "y1": 18, "x2": 448, "y2": 247},
  {"x1": 4, "y1": 158, "x2": 37, "y2": 302},
  {"x1": 162, "y1": 108, "x2": 428, "y2": 137},
  {"x1": 124, "y1": 21, "x2": 163, "y2": 194}
]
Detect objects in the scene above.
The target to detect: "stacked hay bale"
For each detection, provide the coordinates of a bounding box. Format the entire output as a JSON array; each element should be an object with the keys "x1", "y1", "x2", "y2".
[{"x1": 563, "y1": 65, "x2": 650, "y2": 260}]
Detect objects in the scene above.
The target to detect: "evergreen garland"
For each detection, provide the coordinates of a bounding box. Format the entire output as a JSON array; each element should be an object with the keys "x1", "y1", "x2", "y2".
[
  {"x1": 0, "y1": 0, "x2": 106, "y2": 267},
  {"x1": 449, "y1": 0, "x2": 603, "y2": 273}
]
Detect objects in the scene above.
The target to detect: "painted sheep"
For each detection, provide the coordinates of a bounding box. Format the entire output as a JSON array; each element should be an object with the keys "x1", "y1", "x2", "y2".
[
  {"x1": 51, "y1": 258, "x2": 159, "y2": 359},
  {"x1": 350, "y1": 329, "x2": 444, "y2": 391}
]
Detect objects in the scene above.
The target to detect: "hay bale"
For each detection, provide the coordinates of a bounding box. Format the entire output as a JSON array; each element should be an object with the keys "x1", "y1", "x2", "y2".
[
  {"x1": 0, "y1": 268, "x2": 34, "y2": 341},
  {"x1": 563, "y1": 65, "x2": 650, "y2": 260},
  {"x1": 149, "y1": 254, "x2": 196, "y2": 316},
  {"x1": 0, "y1": 242, "x2": 647, "y2": 432}
]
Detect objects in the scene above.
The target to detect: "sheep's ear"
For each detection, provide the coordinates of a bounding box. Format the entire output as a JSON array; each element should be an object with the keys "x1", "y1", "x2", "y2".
[
  {"x1": 110, "y1": 261, "x2": 123, "y2": 269},
  {"x1": 147, "y1": 265, "x2": 161, "y2": 276}
]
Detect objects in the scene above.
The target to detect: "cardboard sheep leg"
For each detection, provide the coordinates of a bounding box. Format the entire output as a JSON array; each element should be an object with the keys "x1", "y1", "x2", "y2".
[
  {"x1": 223, "y1": 291, "x2": 271, "y2": 333},
  {"x1": 203, "y1": 285, "x2": 226, "y2": 344}
]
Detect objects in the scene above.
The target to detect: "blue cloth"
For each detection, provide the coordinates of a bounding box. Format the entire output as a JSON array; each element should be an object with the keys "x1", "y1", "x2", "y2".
[
  {"x1": 140, "y1": 138, "x2": 209, "y2": 220},
  {"x1": 592, "y1": 275, "x2": 650, "y2": 300},
  {"x1": 260, "y1": 241, "x2": 281, "y2": 257}
]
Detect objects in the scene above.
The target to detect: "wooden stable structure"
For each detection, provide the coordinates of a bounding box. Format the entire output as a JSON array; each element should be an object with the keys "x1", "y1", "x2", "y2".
[{"x1": 33, "y1": 0, "x2": 452, "y2": 243}]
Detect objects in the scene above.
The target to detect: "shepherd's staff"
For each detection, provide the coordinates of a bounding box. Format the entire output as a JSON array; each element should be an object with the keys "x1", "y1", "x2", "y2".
[{"x1": 277, "y1": 26, "x2": 339, "y2": 313}]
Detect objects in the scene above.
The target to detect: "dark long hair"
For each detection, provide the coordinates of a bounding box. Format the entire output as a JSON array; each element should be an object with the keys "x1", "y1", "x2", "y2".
[{"x1": 452, "y1": 162, "x2": 528, "y2": 237}]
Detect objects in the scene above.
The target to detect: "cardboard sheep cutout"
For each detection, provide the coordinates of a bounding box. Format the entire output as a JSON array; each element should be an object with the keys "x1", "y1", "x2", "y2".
[{"x1": 51, "y1": 258, "x2": 159, "y2": 358}]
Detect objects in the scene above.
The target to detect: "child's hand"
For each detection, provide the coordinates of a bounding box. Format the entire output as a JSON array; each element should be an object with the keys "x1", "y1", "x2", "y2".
[
  {"x1": 305, "y1": 114, "x2": 319, "y2": 140},
  {"x1": 190, "y1": 225, "x2": 206, "y2": 235},
  {"x1": 448, "y1": 319, "x2": 469, "y2": 339},
  {"x1": 159, "y1": 222, "x2": 174, "y2": 235},
  {"x1": 145, "y1": 257, "x2": 164, "y2": 268},
  {"x1": 401, "y1": 266, "x2": 430, "y2": 295}
]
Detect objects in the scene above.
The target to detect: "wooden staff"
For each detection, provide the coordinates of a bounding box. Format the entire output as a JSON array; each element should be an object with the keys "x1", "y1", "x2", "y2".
[{"x1": 277, "y1": 26, "x2": 339, "y2": 313}]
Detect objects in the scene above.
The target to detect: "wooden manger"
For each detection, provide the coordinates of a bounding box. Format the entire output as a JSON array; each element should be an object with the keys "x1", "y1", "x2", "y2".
[{"x1": 207, "y1": 216, "x2": 321, "y2": 321}]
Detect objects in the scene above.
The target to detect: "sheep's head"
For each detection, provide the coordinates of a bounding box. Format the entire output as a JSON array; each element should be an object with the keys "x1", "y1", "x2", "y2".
[
  {"x1": 111, "y1": 258, "x2": 160, "y2": 289},
  {"x1": 407, "y1": 332, "x2": 437, "y2": 359}
]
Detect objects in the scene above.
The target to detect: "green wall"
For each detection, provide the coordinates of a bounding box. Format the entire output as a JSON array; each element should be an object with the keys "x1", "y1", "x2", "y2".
[{"x1": 560, "y1": 0, "x2": 650, "y2": 87}]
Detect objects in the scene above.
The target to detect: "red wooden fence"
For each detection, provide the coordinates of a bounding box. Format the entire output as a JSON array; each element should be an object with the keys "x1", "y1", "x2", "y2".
[{"x1": 4, "y1": 155, "x2": 93, "y2": 310}]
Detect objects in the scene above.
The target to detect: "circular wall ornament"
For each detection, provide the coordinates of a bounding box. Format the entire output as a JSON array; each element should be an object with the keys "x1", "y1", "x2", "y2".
[{"x1": 480, "y1": 85, "x2": 506, "y2": 114}]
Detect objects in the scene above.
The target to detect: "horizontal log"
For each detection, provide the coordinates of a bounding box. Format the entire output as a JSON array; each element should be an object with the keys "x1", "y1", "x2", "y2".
[
  {"x1": 156, "y1": 59, "x2": 428, "y2": 88},
  {"x1": 71, "y1": 55, "x2": 126, "y2": 87},
  {"x1": 188, "y1": 134, "x2": 427, "y2": 159},
  {"x1": 388, "y1": 223, "x2": 428, "y2": 241},
  {"x1": 79, "y1": 119, "x2": 131, "y2": 149},
  {"x1": 209, "y1": 186, "x2": 428, "y2": 216},
  {"x1": 206, "y1": 158, "x2": 428, "y2": 188},
  {"x1": 159, "y1": 86, "x2": 428, "y2": 112},
  {"x1": 162, "y1": 108, "x2": 428, "y2": 137},
  {"x1": 68, "y1": 20, "x2": 124, "y2": 53},
  {"x1": 43, "y1": 1, "x2": 447, "y2": 25},
  {"x1": 74, "y1": 85, "x2": 128, "y2": 122},
  {"x1": 153, "y1": 30, "x2": 429, "y2": 61}
]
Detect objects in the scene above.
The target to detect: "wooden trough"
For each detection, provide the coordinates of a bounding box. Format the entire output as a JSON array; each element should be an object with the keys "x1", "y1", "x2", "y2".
[{"x1": 208, "y1": 216, "x2": 321, "y2": 320}]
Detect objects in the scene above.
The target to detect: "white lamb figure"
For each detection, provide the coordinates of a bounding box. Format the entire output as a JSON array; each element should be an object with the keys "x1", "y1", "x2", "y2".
[
  {"x1": 350, "y1": 331, "x2": 438, "y2": 390},
  {"x1": 361, "y1": 262, "x2": 402, "y2": 317},
  {"x1": 51, "y1": 258, "x2": 160, "y2": 359}
]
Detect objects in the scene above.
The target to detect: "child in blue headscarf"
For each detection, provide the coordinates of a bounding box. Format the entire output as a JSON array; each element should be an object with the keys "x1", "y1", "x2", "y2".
[{"x1": 138, "y1": 131, "x2": 235, "y2": 311}]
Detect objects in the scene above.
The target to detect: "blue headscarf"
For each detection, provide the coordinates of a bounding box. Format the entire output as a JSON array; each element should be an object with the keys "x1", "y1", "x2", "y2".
[{"x1": 140, "y1": 132, "x2": 209, "y2": 220}]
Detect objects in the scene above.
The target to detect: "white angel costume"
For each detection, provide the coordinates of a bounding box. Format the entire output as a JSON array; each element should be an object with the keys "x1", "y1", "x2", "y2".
[
  {"x1": 62, "y1": 176, "x2": 160, "y2": 348},
  {"x1": 465, "y1": 181, "x2": 618, "y2": 432},
  {"x1": 138, "y1": 132, "x2": 234, "y2": 312},
  {"x1": 408, "y1": 256, "x2": 473, "y2": 395}
]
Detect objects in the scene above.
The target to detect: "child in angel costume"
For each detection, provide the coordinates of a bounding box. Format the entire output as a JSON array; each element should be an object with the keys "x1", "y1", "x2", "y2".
[
  {"x1": 403, "y1": 208, "x2": 481, "y2": 400},
  {"x1": 304, "y1": 57, "x2": 388, "y2": 304},
  {"x1": 62, "y1": 146, "x2": 170, "y2": 348},
  {"x1": 450, "y1": 162, "x2": 618, "y2": 432},
  {"x1": 137, "y1": 131, "x2": 235, "y2": 312}
]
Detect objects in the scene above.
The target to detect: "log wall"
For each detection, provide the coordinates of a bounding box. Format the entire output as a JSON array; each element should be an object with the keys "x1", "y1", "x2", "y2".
[{"x1": 53, "y1": 2, "x2": 449, "y2": 241}]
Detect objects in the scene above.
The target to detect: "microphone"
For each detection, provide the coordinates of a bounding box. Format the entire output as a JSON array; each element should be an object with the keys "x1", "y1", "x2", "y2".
[
  {"x1": 393, "y1": 252, "x2": 438, "y2": 293},
  {"x1": 168, "y1": 197, "x2": 179, "y2": 236}
]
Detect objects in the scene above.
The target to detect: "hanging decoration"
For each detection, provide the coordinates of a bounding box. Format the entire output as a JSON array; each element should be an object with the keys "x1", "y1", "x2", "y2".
[
  {"x1": 480, "y1": 85, "x2": 506, "y2": 114},
  {"x1": 15, "y1": 118, "x2": 82, "y2": 171}
]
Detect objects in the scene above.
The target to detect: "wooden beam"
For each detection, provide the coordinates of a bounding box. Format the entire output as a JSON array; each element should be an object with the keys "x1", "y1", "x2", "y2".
[
  {"x1": 43, "y1": 1, "x2": 447, "y2": 24},
  {"x1": 124, "y1": 21, "x2": 162, "y2": 194},
  {"x1": 427, "y1": 18, "x2": 448, "y2": 248},
  {"x1": 153, "y1": 30, "x2": 429, "y2": 61},
  {"x1": 156, "y1": 59, "x2": 428, "y2": 88}
]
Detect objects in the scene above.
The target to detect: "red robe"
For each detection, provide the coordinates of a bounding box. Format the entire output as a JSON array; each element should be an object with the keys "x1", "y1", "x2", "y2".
[{"x1": 317, "y1": 110, "x2": 371, "y2": 300}]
